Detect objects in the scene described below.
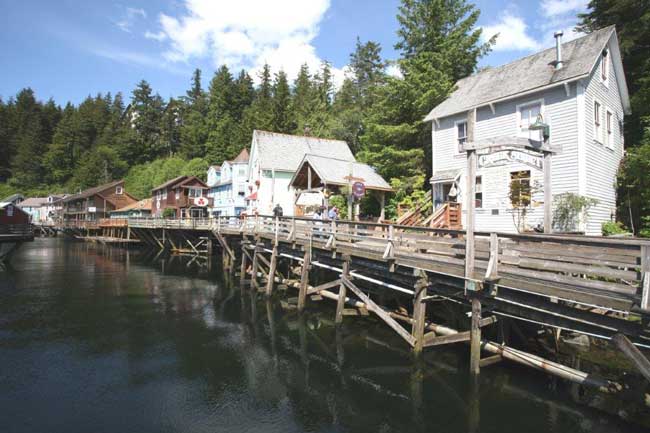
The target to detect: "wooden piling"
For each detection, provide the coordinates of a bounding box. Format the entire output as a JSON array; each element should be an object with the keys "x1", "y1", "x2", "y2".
[
  {"x1": 240, "y1": 242, "x2": 248, "y2": 283},
  {"x1": 335, "y1": 256, "x2": 350, "y2": 324},
  {"x1": 470, "y1": 296, "x2": 482, "y2": 375},
  {"x1": 412, "y1": 274, "x2": 428, "y2": 354},
  {"x1": 297, "y1": 249, "x2": 310, "y2": 312},
  {"x1": 266, "y1": 245, "x2": 278, "y2": 296},
  {"x1": 251, "y1": 243, "x2": 260, "y2": 289}
]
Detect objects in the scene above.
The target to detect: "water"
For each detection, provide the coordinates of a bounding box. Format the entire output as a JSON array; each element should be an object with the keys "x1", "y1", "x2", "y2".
[{"x1": 0, "y1": 238, "x2": 644, "y2": 433}]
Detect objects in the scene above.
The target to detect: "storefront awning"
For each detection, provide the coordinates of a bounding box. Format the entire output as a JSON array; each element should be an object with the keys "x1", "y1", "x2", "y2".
[{"x1": 430, "y1": 169, "x2": 461, "y2": 183}]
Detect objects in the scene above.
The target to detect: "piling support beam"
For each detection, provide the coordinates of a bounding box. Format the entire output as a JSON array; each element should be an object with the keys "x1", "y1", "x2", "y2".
[
  {"x1": 297, "y1": 249, "x2": 311, "y2": 312},
  {"x1": 470, "y1": 296, "x2": 482, "y2": 375},
  {"x1": 240, "y1": 241, "x2": 248, "y2": 283},
  {"x1": 266, "y1": 245, "x2": 278, "y2": 296},
  {"x1": 412, "y1": 273, "x2": 428, "y2": 354},
  {"x1": 335, "y1": 256, "x2": 350, "y2": 324},
  {"x1": 251, "y1": 243, "x2": 260, "y2": 290}
]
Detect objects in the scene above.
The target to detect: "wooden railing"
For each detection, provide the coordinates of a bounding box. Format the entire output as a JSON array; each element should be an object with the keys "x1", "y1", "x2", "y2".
[
  {"x1": 98, "y1": 218, "x2": 128, "y2": 227},
  {"x1": 127, "y1": 215, "x2": 650, "y2": 311}
]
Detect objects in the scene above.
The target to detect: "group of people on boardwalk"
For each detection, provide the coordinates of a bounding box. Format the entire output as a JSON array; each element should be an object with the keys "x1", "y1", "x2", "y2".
[{"x1": 271, "y1": 203, "x2": 340, "y2": 221}]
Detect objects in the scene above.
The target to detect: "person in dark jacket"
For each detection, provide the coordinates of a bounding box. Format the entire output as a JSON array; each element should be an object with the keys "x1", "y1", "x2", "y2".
[{"x1": 273, "y1": 203, "x2": 283, "y2": 218}]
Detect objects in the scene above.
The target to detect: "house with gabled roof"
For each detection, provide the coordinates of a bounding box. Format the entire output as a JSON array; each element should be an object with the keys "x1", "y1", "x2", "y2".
[
  {"x1": 424, "y1": 26, "x2": 630, "y2": 235},
  {"x1": 151, "y1": 175, "x2": 211, "y2": 218},
  {"x1": 246, "y1": 130, "x2": 356, "y2": 216},
  {"x1": 207, "y1": 148, "x2": 249, "y2": 217},
  {"x1": 60, "y1": 180, "x2": 137, "y2": 223}
]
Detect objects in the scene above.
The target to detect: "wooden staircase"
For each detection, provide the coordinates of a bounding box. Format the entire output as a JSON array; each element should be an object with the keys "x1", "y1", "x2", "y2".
[{"x1": 428, "y1": 202, "x2": 461, "y2": 229}]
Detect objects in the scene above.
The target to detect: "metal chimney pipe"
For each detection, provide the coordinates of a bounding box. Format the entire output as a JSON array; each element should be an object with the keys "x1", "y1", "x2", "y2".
[{"x1": 554, "y1": 30, "x2": 564, "y2": 70}]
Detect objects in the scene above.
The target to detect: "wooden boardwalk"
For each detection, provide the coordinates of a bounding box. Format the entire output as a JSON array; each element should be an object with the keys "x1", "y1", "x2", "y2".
[{"x1": 124, "y1": 215, "x2": 650, "y2": 391}]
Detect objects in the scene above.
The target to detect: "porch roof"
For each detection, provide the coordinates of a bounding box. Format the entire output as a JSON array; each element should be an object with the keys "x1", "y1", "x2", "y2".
[{"x1": 430, "y1": 169, "x2": 461, "y2": 183}]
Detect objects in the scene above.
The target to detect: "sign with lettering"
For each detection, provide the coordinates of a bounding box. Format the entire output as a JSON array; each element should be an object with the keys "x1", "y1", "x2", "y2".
[
  {"x1": 478, "y1": 150, "x2": 543, "y2": 170},
  {"x1": 194, "y1": 197, "x2": 209, "y2": 207},
  {"x1": 352, "y1": 181, "x2": 366, "y2": 198},
  {"x1": 88, "y1": 206, "x2": 97, "y2": 213}
]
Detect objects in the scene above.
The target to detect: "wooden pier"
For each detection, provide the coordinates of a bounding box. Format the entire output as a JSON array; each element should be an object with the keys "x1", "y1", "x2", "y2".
[
  {"x1": 0, "y1": 223, "x2": 34, "y2": 264},
  {"x1": 126, "y1": 216, "x2": 650, "y2": 392}
]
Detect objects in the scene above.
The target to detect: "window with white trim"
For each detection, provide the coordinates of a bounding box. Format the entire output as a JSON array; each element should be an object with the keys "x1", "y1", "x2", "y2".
[
  {"x1": 188, "y1": 188, "x2": 203, "y2": 198},
  {"x1": 116, "y1": 186, "x2": 123, "y2": 195},
  {"x1": 518, "y1": 101, "x2": 542, "y2": 140},
  {"x1": 456, "y1": 121, "x2": 467, "y2": 152},
  {"x1": 606, "y1": 109, "x2": 613, "y2": 148},
  {"x1": 594, "y1": 101, "x2": 602, "y2": 142},
  {"x1": 601, "y1": 50, "x2": 608, "y2": 82}
]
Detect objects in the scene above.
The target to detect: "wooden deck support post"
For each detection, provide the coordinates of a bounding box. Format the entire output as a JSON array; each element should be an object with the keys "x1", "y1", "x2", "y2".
[
  {"x1": 543, "y1": 150, "x2": 552, "y2": 233},
  {"x1": 266, "y1": 245, "x2": 278, "y2": 296},
  {"x1": 335, "y1": 256, "x2": 351, "y2": 324},
  {"x1": 297, "y1": 249, "x2": 311, "y2": 312},
  {"x1": 251, "y1": 243, "x2": 260, "y2": 289},
  {"x1": 239, "y1": 241, "x2": 248, "y2": 283},
  {"x1": 412, "y1": 272, "x2": 428, "y2": 354},
  {"x1": 641, "y1": 245, "x2": 650, "y2": 310},
  {"x1": 470, "y1": 296, "x2": 482, "y2": 375},
  {"x1": 465, "y1": 108, "x2": 477, "y2": 292}
]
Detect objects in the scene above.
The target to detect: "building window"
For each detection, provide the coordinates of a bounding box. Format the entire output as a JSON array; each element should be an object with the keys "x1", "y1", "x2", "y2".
[
  {"x1": 262, "y1": 170, "x2": 273, "y2": 178},
  {"x1": 601, "y1": 50, "x2": 608, "y2": 82},
  {"x1": 606, "y1": 110, "x2": 613, "y2": 148},
  {"x1": 518, "y1": 101, "x2": 542, "y2": 139},
  {"x1": 456, "y1": 121, "x2": 467, "y2": 152},
  {"x1": 510, "y1": 171, "x2": 531, "y2": 207},
  {"x1": 175, "y1": 188, "x2": 180, "y2": 200},
  {"x1": 188, "y1": 188, "x2": 202, "y2": 198},
  {"x1": 475, "y1": 176, "x2": 483, "y2": 209},
  {"x1": 116, "y1": 186, "x2": 123, "y2": 195},
  {"x1": 238, "y1": 184, "x2": 246, "y2": 197},
  {"x1": 238, "y1": 167, "x2": 246, "y2": 177},
  {"x1": 594, "y1": 101, "x2": 602, "y2": 142}
]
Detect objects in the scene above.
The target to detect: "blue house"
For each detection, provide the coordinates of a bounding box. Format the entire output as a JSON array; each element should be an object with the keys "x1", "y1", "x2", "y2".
[{"x1": 207, "y1": 149, "x2": 250, "y2": 217}]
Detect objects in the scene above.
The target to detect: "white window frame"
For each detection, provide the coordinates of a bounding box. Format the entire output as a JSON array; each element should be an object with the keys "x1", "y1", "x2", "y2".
[
  {"x1": 600, "y1": 50, "x2": 609, "y2": 86},
  {"x1": 593, "y1": 99, "x2": 602, "y2": 144},
  {"x1": 115, "y1": 186, "x2": 123, "y2": 195},
  {"x1": 516, "y1": 99, "x2": 544, "y2": 140},
  {"x1": 454, "y1": 119, "x2": 468, "y2": 155},
  {"x1": 605, "y1": 108, "x2": 614, "y2": 149}
]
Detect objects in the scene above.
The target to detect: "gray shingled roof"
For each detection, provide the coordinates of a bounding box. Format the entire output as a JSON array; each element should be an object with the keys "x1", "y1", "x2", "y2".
[
  {"x1": 425, "y1": 26, "x2": 617, "y2": 121},
  {"x1": 253, "y1": 130, "x2": 355, "y2": 171},
  {"x1": 292, "y1": 154, "x2": 393, "y2": 191},
  {"x1": 430, "y1": 169, "x2": 461, "y2": 183},
  {"x1": 18, "y1": 197, "x2": 49, "y2": 207}
]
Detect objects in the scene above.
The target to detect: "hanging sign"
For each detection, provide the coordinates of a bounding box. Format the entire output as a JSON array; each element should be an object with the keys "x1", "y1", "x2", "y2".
[
  {"x1": 478, "y1": 150, "x2": 543, "y2": 170},
  {"x1": 194, "y1": 197, "x2": 209, "y2": 207},
  {"x1": 352, "y1": 181, "x2": 366, "y2": 198},
  {"x1": 88, "y1": 206, "x2": 97, "y2": 213}
]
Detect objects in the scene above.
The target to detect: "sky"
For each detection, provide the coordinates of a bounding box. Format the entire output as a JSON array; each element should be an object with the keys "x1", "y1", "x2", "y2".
[{"x1": 0, "y1": 0, "x2": 591, "y2": 105}]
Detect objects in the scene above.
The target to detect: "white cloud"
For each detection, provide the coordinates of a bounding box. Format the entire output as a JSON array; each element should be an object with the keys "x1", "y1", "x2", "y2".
[
  {"x1": 150, "y1": 0, "x2": 345, "y2": 85},
  {"x1": 481, "y1": 12, "x2": 542, "y2": 52},
  {"x1": 386, "y1": 64, "x2": 402, "y2": 79},
  {"x1": 540, "y1": 0, "x2": 589, "y2": 17},
  {"x1": 144, "y1": 30, "x2": 167, "y2": 42},
  {"x1": 114, "y1": 7, "x2": 147, "y2": 33}
]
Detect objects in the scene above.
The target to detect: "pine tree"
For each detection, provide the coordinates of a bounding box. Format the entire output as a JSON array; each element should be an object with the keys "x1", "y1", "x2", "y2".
[
  {"x1": 43, "y1": 103, "x2": 79, "y2": 184},
  {"x1": 272, "y1": 70, "x2": 292, "y2": 133},
  {"x1": 359, "y1": 0, "x2": 492, "y2": 214},
  {"x1": 205, "y1": 66, "x2": 239, "y2": 163},
  {"x1": 291, "y1": 63, "x2": 315, "y2": 134},
  {"x1": 180, "y1": 69, "x2": 208, "y2": 159},
  {"x1": 129, "y1": 80, "x2": 165, "y2": 163},
  {"x1": 350, "y1": 38, "x2": 386, "y2": 108}
]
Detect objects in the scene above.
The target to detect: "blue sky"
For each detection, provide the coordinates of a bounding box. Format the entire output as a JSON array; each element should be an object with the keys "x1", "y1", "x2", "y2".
[{"x1": 0, "y1": 0, "x2": 589, "y2": 105}]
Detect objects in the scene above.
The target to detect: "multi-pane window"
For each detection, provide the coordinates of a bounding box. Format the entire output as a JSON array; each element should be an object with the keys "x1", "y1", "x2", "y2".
[
  {"x1": 518, "y1": 102, "x2": 542, "y2": 139},
  {"x1": 456, "y1": 121, "x2": 467, "y2": 152},
  {"x1": 188, "y1": 188, "x2": 202, "y2": 198},
  {"x1": 115, "y1": 186, "x2": 123, "y2": 195},
  {"x1": 594, "y1": 101, "x2": 602, "y2": 142},
  {"x1": 510, "y1": 171, "x2": 531, "y2": 207}
]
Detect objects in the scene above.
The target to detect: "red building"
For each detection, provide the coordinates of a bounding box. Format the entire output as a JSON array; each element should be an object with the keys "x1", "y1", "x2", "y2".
[
  {"x1": 151, "y1": 176, "x2": 211, "y2": 218},
  {"x1": 0, "y1": 202, "x2": 30, "y2": 225}
]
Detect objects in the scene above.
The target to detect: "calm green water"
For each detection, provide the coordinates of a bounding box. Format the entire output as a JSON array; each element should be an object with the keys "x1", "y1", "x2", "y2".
[{"x1": 0, "y1": 238, "x2": 643, "y2": 433}]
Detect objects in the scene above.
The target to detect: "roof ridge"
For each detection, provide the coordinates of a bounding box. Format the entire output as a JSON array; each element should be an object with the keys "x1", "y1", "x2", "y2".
[
  {"x1": 254, "y1": 129, "x2": 346, "y2": 142},
  {"x1": 459, "y1": 26, "x2": 614, "y2": 84}
]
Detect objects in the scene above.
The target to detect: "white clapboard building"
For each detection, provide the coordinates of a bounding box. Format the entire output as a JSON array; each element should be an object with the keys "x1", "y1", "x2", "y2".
[
  {"x1": 245, "y1": 130, "x2": 356, "y2": 216},
  {"x1": 425, "y1": 26, "x2": 630, "y2": 235}
]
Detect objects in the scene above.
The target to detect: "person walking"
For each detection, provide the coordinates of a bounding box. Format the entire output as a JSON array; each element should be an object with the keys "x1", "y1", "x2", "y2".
[{"x1": 273, "y1": 203, "x2": 283, "y2": 218}]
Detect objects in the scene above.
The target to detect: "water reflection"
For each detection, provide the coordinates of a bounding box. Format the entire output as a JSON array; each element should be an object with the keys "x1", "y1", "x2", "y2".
[{"x1": 0, "y1": 239, "x2": 644, "y2": 433}]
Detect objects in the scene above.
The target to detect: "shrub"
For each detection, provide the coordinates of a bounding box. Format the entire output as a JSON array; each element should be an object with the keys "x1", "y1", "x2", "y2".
[
  {"x1": 552, "y1": 193, "x2": 598, "y2": 232},
  {"x1": 602, "y1": 221, "x2": 629, "y2": 236},
  {"x1": 162, "y1": 208, "x2": 176, "y2": 219}
]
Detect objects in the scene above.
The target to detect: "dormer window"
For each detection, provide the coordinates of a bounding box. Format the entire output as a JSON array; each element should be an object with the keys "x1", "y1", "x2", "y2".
[
  {"x1": 116, "y1": 186, "x2": 123, "y2": 195},
  {"x1": 601, "y1": 49, "x2": 608, "y2": 82},
  {"x1": 455, "y1": 120, "x2": 467, "y2": 152}
]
